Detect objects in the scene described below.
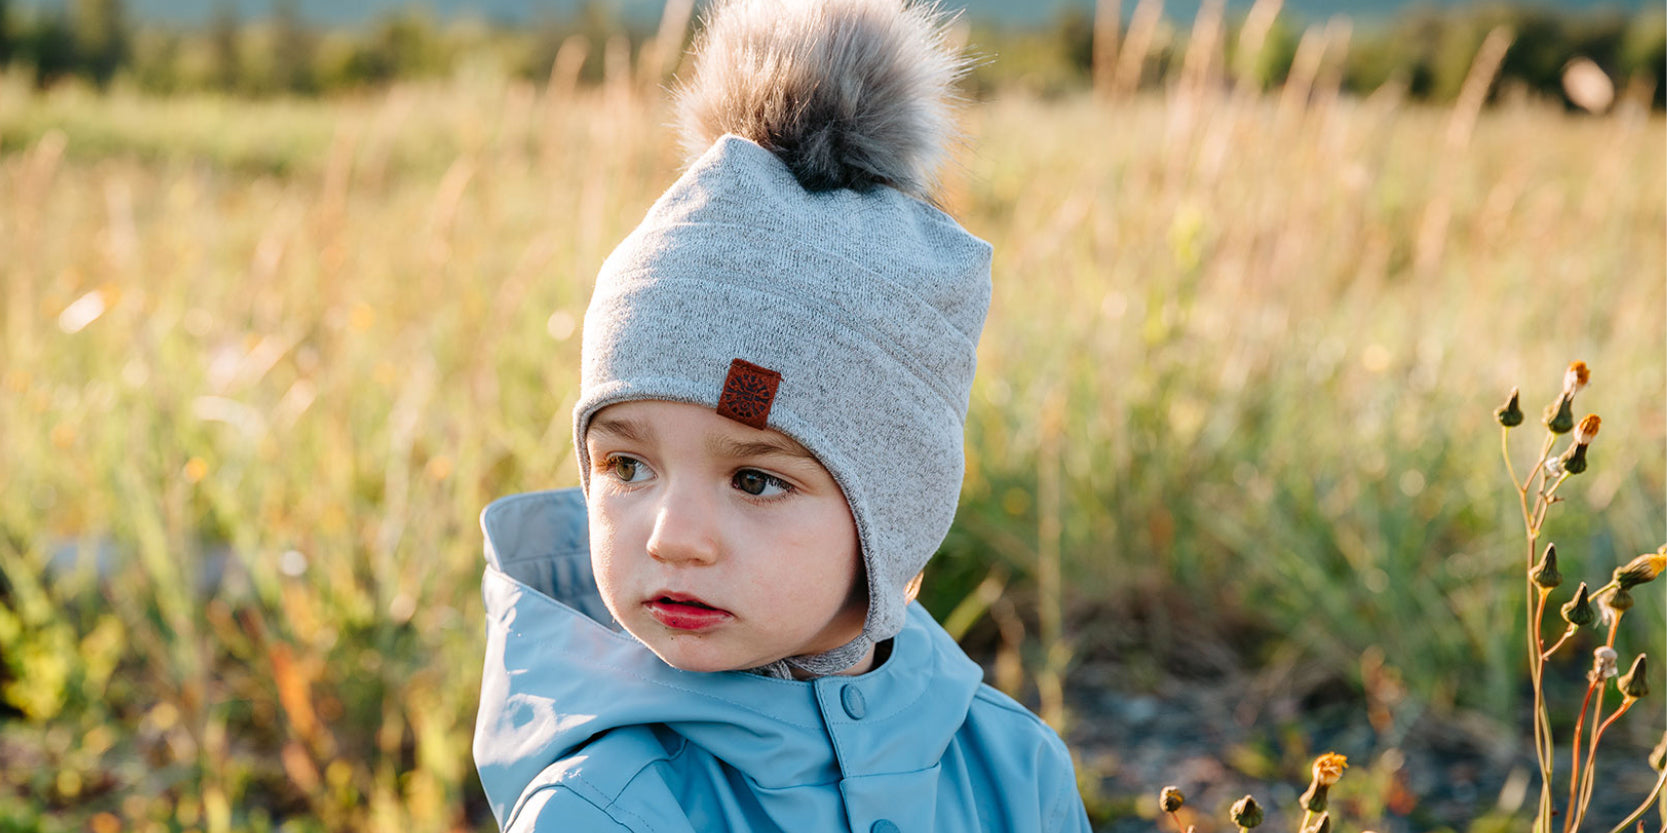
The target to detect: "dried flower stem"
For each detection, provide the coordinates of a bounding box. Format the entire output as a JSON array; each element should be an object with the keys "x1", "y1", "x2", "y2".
[
  {"x1": 1503, "y1": 426, "x2": 1523, "y2": 491},
  {"x1": 1517, "y1": 428, "x2": 1561, "y2": 831},
  {"x1": 1533, "y1": 472, "x2": 1573, "y2": 533},
  {"x1": 1575, "y1": 618, "x2": 1629, "y2": 826},
  {"x1": 1576, "y1": 697, "x2": 1636, "y2": 828},
  {"x1": 1499, "y1": 367, "x2": 1653, "y2": 833},
  {"x1": 1533, "y1": 587, "x2": 1559, "y2": 780},
  {"x1": 1541, "y1": 624, "x2": 1577, "y2": 661},
  {"x1": 1565, "y1": 679, "x2": 1601, "y2": 833},
  {"x1": 1564, "y1": 613, "x2": 1628, "y2": 833}
]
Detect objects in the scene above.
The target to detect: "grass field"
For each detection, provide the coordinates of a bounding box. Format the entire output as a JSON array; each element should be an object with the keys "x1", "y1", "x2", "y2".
[{"x1": 0, "y1": 51, "x2": 1663, "y2": 832}]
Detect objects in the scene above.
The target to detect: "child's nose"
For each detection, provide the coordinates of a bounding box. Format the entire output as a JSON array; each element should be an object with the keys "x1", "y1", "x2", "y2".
[{"x1": 646, "y1": 486, "x2": 721, "y2": 566}]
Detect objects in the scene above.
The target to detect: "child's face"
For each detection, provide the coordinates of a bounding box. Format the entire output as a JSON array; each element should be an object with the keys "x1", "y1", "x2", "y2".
[{"x1": 583, "y1": 399, "x2": 871, "y2": 676}]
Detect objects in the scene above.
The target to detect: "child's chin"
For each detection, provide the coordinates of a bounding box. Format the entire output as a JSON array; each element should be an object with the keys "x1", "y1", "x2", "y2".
[
  {"x1": 641, "y1": 640, "x2": 752, "y2": 675},
  {"x1": 657, "y1": 654, "x2": 749, "y2": 674}
]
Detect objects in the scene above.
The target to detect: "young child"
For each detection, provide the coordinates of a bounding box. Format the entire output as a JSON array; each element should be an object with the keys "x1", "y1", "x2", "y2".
[{"x1": 473, "y1": 0, "x2": 1091, "y2": 829}]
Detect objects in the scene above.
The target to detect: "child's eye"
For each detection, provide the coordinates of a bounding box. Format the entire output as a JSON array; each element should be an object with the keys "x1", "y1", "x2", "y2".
[
  {"x1": 600, "y1": 454, "x2": 652, "y2": 483},
  {"x1": 732, "y1": 469, "x2": 791, "y2": 498}
]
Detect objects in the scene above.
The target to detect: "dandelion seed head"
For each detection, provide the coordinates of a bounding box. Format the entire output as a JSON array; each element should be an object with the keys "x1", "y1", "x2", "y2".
[
  {"x1": 1160, "y1": 786, "x2": 1185, "y2": 813},
  {"x1": 1596, "y1": 593, "x2": 1617, "y2": 628},
  {"x1": 1593, "y1": 646, "x2": 1619, "y2": 680}
]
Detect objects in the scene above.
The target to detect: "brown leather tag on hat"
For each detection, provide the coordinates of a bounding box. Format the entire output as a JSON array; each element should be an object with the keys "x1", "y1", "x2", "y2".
[{"x1": 716, "y1": 359, "x2": 781, "y2": 430}]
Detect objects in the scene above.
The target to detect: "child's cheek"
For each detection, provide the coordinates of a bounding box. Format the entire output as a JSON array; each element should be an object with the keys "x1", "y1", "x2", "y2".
[{"x1": 587, "y1": 508, "x2": 628, "y2": 603}]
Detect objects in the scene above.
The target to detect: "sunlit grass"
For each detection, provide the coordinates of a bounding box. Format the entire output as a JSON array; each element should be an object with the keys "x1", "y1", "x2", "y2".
[{"x1": 1, "y1": 66, "x2": 1662, "y2": 831}]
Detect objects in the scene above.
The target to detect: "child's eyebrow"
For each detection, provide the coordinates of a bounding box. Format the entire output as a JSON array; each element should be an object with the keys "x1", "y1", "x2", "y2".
[
  {"x1": 588, "y1": 415, "x2": 651, "y2": 444},
  {"x1": 706, "y1": 434, "x2": 817, "y2": 463},
  {"x1": 589, "y1": 415, "x2": 813, "y2": 462}
]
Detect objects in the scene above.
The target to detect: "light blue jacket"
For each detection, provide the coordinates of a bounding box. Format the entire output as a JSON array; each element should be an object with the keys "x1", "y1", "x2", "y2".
[{"x1": 473, "y1": 489, "x2": 1092, "y2": 833}]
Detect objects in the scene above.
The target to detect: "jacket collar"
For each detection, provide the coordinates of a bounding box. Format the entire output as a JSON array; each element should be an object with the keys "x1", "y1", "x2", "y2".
[{"x1": 472, "y1": 488, "x2": 983, "y2": 823}]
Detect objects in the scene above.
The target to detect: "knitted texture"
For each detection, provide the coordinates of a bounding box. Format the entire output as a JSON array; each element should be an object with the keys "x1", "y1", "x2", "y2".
[{"x1": 574, "y1": 135, "x2": 990, "y2": 675}]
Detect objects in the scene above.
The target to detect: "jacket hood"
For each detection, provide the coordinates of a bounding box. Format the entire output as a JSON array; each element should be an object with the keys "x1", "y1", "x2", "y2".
[{"x1": 472, "y1": 488, "x2": 985, "y2": 827}]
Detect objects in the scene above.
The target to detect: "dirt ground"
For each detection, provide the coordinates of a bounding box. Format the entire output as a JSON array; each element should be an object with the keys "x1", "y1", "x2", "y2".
[{"x1": 1047, "y1": 616, "x2": 1667, "y2": 833}]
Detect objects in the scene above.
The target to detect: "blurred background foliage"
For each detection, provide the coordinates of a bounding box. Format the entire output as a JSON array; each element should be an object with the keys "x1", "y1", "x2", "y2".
[
  {"x1": 0, "y1": 0, "x2": 1664, "y2": 831},
  {"x1": 0, "y1": 0, "x2": 1661, "y2": 105}
]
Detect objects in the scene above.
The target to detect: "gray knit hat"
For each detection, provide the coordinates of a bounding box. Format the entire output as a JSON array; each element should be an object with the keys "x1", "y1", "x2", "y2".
[{"x1": 574, "y1": 0, "x2": 989, "y2": 676}]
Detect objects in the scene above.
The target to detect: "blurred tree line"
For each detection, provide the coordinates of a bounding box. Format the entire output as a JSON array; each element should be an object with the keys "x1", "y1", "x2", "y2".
[
  {"x1": 0, "y1": 0, "x2": 1661, "y2": 107},
  {"x1": 1001, "y1": 2, "x2": 1663, "y2": 107}
]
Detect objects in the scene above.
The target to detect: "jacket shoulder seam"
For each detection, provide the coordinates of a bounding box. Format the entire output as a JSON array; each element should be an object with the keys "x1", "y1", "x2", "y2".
[
  {"x1": 969, "y1": 686, "x2": 1073, "y2": 755},
  {"x1": 972, "y1": 685, "x2": 1055, "y2": 726},
  {"x1": 515, "y1": 764, "x2": 670, "y2": 833}
]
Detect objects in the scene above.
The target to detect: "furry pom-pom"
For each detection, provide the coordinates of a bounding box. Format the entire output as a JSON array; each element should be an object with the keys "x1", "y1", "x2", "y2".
[{"x1": 675, "y1": 0, "x2": 968, "y2": 198}]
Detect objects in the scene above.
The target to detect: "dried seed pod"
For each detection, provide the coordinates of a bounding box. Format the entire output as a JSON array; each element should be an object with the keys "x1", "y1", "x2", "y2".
[
  {"x1": 1620, "y1": 655, "x2": 1649, "y2": 700},
  {"x1": 1558, "y1": 443, "x2": 1589, "y2": 475},
  {"x1": 1495, "y1": 388, "x2": 1524, "y2": 427},
  {"x1": 1544, "y1": 394, "x2": 1575, "y2": 434},
  {"x1": 1561, "y1": 583, "x2": 1595, "y2": 627},
  {"x1": 1229, "y1": 795, "x2": 1263, "y2": 829},
  {"x1": 1530, "y1": 544, "x2": 1562, "y2": 589},
  {"x1": 1608, "y1": 585, "x2": 1635, "y2": 614},
  {"x1": 1300, "y1": 781, "x2": 1329, "y2": 813}
]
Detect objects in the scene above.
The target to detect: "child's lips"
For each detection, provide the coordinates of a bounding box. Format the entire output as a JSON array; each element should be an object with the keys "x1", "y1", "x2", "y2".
[{"x1": 645, "y1": 593, "x2": 732, "y2": 631}]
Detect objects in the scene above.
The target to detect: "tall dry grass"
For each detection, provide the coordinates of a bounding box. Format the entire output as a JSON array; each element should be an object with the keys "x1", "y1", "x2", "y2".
[{"x1": 0, "y1": 21, "x2": 1662, "y2": 832}]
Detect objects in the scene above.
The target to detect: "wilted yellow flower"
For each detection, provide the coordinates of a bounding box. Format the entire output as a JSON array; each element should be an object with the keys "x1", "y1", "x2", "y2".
[
  {"x1": 1564, "y1": 361, "x2": 1590, "y2": 396},
  {"x1": 1312, "y1": 752, "x2": 1348, "y2": 786},
  {"x1": 1574, "y1": 414, "x2": 1600, "y2": 445},
  {"x1": 1614, "y1": 552, "x2": 1667, "y2": 590}
]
